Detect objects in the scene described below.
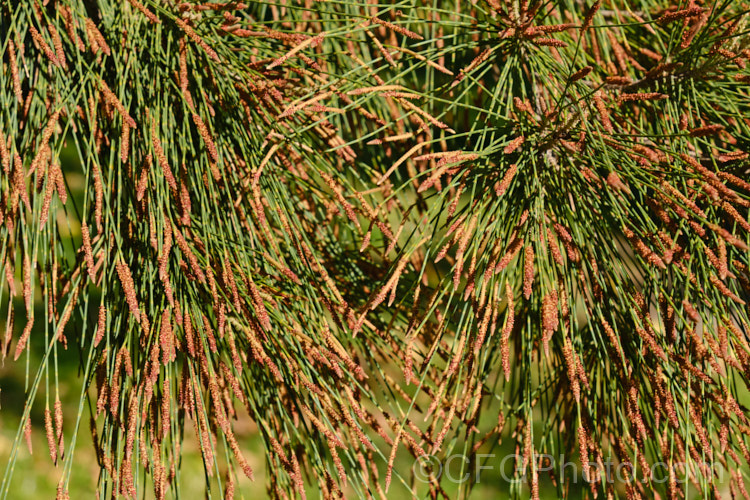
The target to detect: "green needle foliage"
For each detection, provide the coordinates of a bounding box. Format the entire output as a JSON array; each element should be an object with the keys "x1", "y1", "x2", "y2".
[{"x1": 1, "y1": 0, "x2": 750, "y2": 498}]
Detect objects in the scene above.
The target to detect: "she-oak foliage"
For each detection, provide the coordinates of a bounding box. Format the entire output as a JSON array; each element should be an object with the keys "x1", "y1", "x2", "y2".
[{"x1": 1, "y1": 0, "x2": 750, "y2": 498}]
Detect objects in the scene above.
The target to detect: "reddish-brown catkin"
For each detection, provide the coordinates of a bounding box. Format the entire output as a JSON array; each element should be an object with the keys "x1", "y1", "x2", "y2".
[
  {"x1": 29, "y1": 26, "x2": 60, "y2": 67},
  {"x1": 173, "y1": 227, "x2": 207, "y2": 283},
  {"x1": 618, "y1": 92, "x2": 669, "y2": 103},
  {"x1": 23, "y1": 253, "x2": 32, "y2": 314},
  {"x1": 534, "y1": 38, "x2": 568, "y2": 48},
  {"x1": 514, "y1": 97, "x2": 533, "y2": 114},
  {"x1": 570, "y1": 66, "x2": 592, "y2": 82},
  {"x1": 504, "y1": 136, "x2": 525, "y2": 154},
  {"x1": 581, "y1": 1, "x2": 601, "y2": 32},
  {"x1": 371, "y1": 17, "x2": 423, "y2": 40},
  {"x1": 523, "y1": 244, "x2": 535, "y2": 299},
  {"x1": 116, "y1": 260, "x2": 141, "y2": 323},
  {"x1": 496, "y1": 163, "x2": 517, "y2": 196},
  {"x1": 543, "y1": 227, "x2": 563, "y2": 266},
  {"x1": 50, "y1": 161, "x2": 67, "y2": 204},
  {"x1": 81, "y1": 222, "x2": 95, "y2": 281},
  {"x1": 191, "y1": 113, "x2": 219, "y2": 163},
  {"x1": 605, "y1": 76, "x2": 631, "y2": 85},
  {"x1": 593, "y1": 92, "x2": 613, "y2": 133},
  {"x1": 174, "y1": 17, "x2": 220, "y2": 61},
  {"x1": 161, "y1": 378, "x2": 171, "y2": 439},
  {"x1": 657, "y1": 7, "x2": 705, "y2": 25},
  {"x1": 689, "y1": 124, "x2": 723, "y2": 137},
  {"x1": 225, "y1": 428, "x2": 254, "y2": 480},
  {"x1": 94, "y1": 305, "x2": 106, "y2": 347},
  {"x1": 501, "y1": 283, "x2": 515, "y2": 381},
  {"x1": 100, "y1": 81, "x2": 136, "y2": 128},
  {"x1": 718, "y1": 171, "x2": 750, "y2": 192},
  {"x1": 151, "y1": 122, "x2": 178, "y2": 191},
  {"x1": 160, "y1": 308, "x2": 175, "y2": 364},
  {"x1": 384, "y1": 429, "x2": 401, "y2": 492},
  {"x1": 48, "y1": 26, "x2": 68, "y2": 70},
  {"x1": 536, "y1": 23, "x2": 577, "y2": 35},
  {"x1": 723, "y1": 202, "x2": 750, "y2": 233},
  {"x1": 126, "y1": 0, "x2": 161, "y2": 24}
]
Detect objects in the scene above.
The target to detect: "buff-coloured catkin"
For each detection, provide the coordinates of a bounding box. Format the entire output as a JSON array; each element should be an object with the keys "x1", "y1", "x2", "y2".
[
  {"x1": 54, "y1": 398, "x2": 64, "y2": 453},
  {"x1": 39, "y1": 173, "x2": 55, "y2": 227},
  {"x1": 563, "y1": 336, "x2": 581, "y2": 402},
  {"x1": 120, "y1": 122, "x2": 130, "y2": 163},
  {"x1": 48, "y1": 26, "x2": 67, "y2": 70},
  {"x1": 58, "y1": 6, "x2": 83, "y2": 51},
  {"x1": 92, "y1": 161, "x2": 104, "y2": 233},
  {"x1": 51, "y1": 160, "x2": 67, "y2": 204},
  {"x1": 30, "y1": 109, "x2": 61, "y2": 175},
  {"x1": 84, "y1": 18, "x2": 111, "y2": 56},
  {"x1": 8, "y1": 40, "x2": 23, "y2": 104},
  {"x1": 24, "y1": 417, "x2": 32, "y2": 454},
  {"x1": 541, "y1": 290, "x2": 559, "y2": 356},
  {"x1": 0, "y1": 129, "x2": 9, "y2": 175},
  {"x1": 44, "y1": 407, "x2": 58, "y2": 464},
  {"x1": 14, "y1": 318, "x2": 34, "y2": 361}
]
